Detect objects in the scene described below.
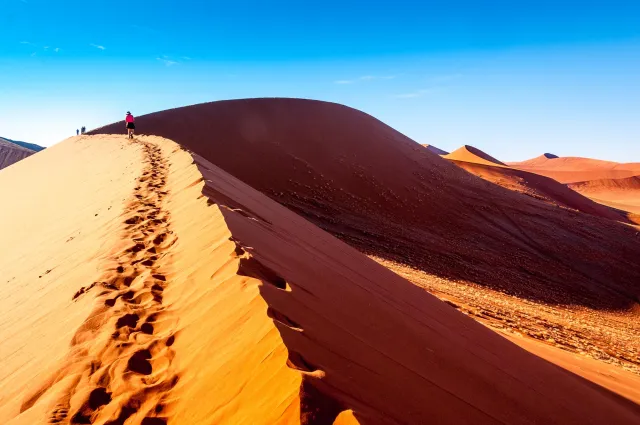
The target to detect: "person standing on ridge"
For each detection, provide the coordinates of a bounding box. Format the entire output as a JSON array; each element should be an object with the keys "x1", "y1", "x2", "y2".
[
  {"x1": 125, "y1": 111, "x2": 135, "y2": 139},
  {"x1": 76, "y1": 129, "x2": 79, "y2": 136}
]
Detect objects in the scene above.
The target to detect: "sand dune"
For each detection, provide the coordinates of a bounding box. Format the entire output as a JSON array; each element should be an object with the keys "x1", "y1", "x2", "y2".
[
  {"x1": 0, "y1": 138, "x2": 37, "y2": 170},
  {"x1": 420, "y1": 143, "x2": 448, "y2": 155},
  {"x1": 91, "y1": 99, "x2": 640, "y2": 310},
  {"x1": 510, "y1": 155, "x2": 640, "y2": 183},
  {"x1": 568, "y1": 176, "x2": 640, "y2": 215},
  {"x1": 3, "y1": 134, "x2": 640, "y2": 424},
  {"x1": 448, "y1": 159, "x2": 634, "y2": 223},
  {"x1": 444, "y1": 144, "x2": 507, "y2": 167}
]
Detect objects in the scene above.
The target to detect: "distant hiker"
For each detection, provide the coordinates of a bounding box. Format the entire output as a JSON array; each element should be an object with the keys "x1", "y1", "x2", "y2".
[
  {"x1": 76, "y1": 129, "x2": 79, "y2": 136},
  {"x1": 81, "y1": 126, "x2": 86, "y2": 134},
  {"x1": 125, "y1": 111, "x2": 135, "y2": 139}
]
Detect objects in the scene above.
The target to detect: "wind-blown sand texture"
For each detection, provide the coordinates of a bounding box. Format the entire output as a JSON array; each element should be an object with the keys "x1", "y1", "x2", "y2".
[{"x1": 2, "y1": 134, "x2": 640, "y2": 424}]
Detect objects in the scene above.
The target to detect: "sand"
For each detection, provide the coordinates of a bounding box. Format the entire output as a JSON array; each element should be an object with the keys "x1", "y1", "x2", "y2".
[
  {"x1": 443, "y1": 146, "x2": 634, "y2": 223},
  {"x1": 420, "y1": 144, "x2": 449, "y2": 155},
  {"x1": 0, "y1": 138, "x2": 36, "y2": 170},
  {"x1": 510, "y1": 155, "x2": 640, "y2": 183},
  {"x1": 443, "y1": 145, "x2": 506, "y2": 167},
  {"x1": 91, "y1": 99, "x2": 640, "y2": 312},
  {"x1": 3, "y1": 134, "x2": 640, "y2": 424}
]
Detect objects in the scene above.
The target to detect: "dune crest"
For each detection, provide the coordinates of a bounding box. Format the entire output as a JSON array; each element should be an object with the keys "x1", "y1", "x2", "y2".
[
  {"x1": 444, "y1": 144, "x2": 507, "y2": 167},
  {"x1": 510, "y1": 155, "x2": 640, "y2": 183},
  {"x1": 90, "y1": 98, "x2": 640, "y2": 376},
  {"x1": 3, "y1": 134, "x2": 640, "y2": 424}
]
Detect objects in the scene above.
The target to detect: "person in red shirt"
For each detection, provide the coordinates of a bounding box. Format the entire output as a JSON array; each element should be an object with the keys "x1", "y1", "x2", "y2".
[{"x1": 125, "y1": 111, "x2": 136, "y2": 139}]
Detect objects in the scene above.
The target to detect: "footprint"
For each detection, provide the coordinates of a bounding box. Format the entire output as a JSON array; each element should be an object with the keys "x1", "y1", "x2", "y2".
[{"x1": 128, "y1": 350, "x2": 153, "y2": 375}]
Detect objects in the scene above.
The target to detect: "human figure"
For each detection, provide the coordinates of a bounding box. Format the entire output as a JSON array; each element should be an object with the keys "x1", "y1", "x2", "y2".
[
  {"x1": 81, "y1": 126, "x2": 86, "y2": 134},
  {"x1": 125, "y1": 112, "x2": 135, "y2": 139},
  {"x1": 76, "y1": 129, "x2": 79, "y2": 136}
]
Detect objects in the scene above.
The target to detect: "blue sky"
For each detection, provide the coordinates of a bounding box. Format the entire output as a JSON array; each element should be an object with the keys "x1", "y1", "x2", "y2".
[{"x1": 1, "y1": 0, "x2": 639, "y2": 162}]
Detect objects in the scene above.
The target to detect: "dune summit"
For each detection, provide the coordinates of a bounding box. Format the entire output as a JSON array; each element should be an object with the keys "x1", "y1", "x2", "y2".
[
  {"x1": 91, "y1": 99, "x2": 640, "y2": 309},
  {"x1": 444, "y1": 144, "x2": 506, "y2": 167},
  {"x1": 3, "y1": 134, "x2": 640, "y2": 425}
]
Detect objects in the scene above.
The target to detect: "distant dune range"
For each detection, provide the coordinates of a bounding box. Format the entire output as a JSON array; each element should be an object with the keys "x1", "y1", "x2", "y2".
[
  {"x1": 0, "y1": 137, "x2": 44, "y2": 170},
  {"x1": 439, "y1": 144, "x2": 638, "y2": 223},
  {"x1": 509, "y1": 154, "x2": 640, "y2": 184}
]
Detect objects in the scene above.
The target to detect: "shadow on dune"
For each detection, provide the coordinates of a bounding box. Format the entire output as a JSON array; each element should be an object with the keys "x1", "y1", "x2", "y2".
[
  {"x1": 90, "y1": 98, "x2": 640, "y2": 311},
  {"x1": 193, "y1": 152, "x2": 640, "y2": 424}
]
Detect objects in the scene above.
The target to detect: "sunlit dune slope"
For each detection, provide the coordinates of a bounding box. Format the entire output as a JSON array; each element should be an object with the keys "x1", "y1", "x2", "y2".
[
  {"x1": 3, "y1": 134, "x2": 640, "y2": 424},
  {"x1": 91, "y1": 99, "x2": 640, "y2": 313},
  {"x1": 569, "y1": 175, "x2": 640, "y2": 215},
  {"x1": 447, "y1": 157, "x2": 633, "y2": 223},
  {"x1": 510, "y1": 155, "x2": 640, "y2": 183},
  {"x1": 443, "y1": 145, "x2": 507, "y2": 167}
]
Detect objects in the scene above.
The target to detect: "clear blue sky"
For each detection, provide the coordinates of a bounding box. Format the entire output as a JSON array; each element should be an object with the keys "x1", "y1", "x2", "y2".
[{"x1": 1, "y1": 0, "x2": 639, "y2": 162}]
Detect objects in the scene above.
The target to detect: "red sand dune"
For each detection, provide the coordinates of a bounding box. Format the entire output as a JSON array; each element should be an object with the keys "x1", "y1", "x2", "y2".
[
  {"x1": 3, "y1": 134, "x2": 640, "y2": 424},
  {"x1": 510, "y1": 155, "x2": 640, "y2": 183},
  {"x1": 0, "y1": 138, "x2": 35, "y2": 170},
  {"x1": 444, "y1": 144, "x2": 506, "y2": 167},
  {"x1": 92, "y1": 99, "x2": 640, "y2": 313},
  {"x1": 420, "y1": 143, "x2": 449, "y2": 155},
  {"x1": 448, "y1": 158, "x2": 633, "y2": 223},
  {"x1": 569, "y1": 175, "x2": 640, "y2": 215}
]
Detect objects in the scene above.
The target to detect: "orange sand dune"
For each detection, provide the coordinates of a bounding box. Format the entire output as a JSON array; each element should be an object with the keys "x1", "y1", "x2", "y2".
[
  {"x1": 0, "y1": 138, "x2": 36, "y2": 170},
  {"x1": 444, "y1": 144, "x2": 507, "y2": 167},
  {"x1": 448, "y1": 159, "x2": 634, "y2": 223},
  {"x1": 92, "y1": 99, "x2": 640, "y2": 313},
  {"x1": 568, "y1": 176, "x2": 640, "y2": 215},
  {"x1": 510, "y1": 155, "x2": 640, "y2": 183},
  {"x1": 3, "y1": 134, "x2": 640, "y2": 424},
  {"x1": 420, "y1": 143, "x2": 448, "y2": 155}
]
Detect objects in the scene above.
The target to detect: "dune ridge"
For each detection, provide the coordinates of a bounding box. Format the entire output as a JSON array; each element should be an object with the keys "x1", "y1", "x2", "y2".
[
  {"x1": 444, "y1": 145, "x2": 506, "y2": 166},
  {"x1": 510, "y1": 155, "x2": 640, "y2": 183},
  {"x1": 4, "y1": 134, "x2": 640, "y2": 424},
  {"x1": 90, "y1": 98, "x2": 640, "y2": 375}
]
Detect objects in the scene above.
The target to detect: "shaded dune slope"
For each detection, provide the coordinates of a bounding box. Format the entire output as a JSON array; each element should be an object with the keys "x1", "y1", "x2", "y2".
[
  {"x1": 3, "y1": 135, "x2": 640, "y2": 424},
  {"x1": 420, "y1": 144, "x2": 449, "y2": 155},
  {"x1": 92, "y1": 99, "x2": 640, "y2": 311},
  {"x1": 0, "y1": 138, "x2": 36, "y2": 170}
]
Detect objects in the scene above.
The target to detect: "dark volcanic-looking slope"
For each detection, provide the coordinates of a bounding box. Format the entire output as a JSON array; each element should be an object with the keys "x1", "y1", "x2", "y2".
[{"x1": 91, "y1": 98, "x2": 640, "y2": 311}]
